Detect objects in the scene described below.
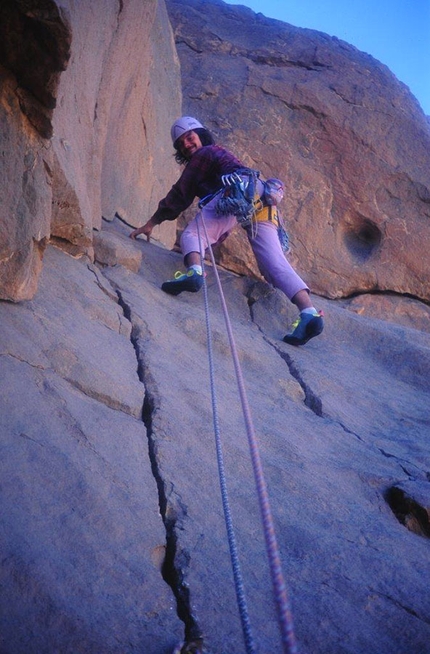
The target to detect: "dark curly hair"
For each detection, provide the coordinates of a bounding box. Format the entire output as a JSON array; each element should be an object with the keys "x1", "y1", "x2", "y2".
[{"x1": 174, "y1": 127, "x2": 215, "y2": 164}]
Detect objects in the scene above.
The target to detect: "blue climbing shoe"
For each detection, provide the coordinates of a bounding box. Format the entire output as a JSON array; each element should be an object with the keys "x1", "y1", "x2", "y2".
[
  {"x1": 161, "y1": 269, "x2": 204, "y2": 296},
  {"x1": 283, "y1": 311, "x2": 324, "y2": 346}
]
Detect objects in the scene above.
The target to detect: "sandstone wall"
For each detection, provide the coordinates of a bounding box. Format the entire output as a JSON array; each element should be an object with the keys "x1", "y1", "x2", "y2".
[
  {"x1": 1, "y1": 3, "x2": 430, "y2": 650},
  {"x1": 0, "y1": 0, "x2": 69, "y2": 302},
  {"x1": 167, "y1": 0, "x2": 430, "y2": 302},
  {"x1": 0, "y1": 0, "x2": 181, "y2": 301}
]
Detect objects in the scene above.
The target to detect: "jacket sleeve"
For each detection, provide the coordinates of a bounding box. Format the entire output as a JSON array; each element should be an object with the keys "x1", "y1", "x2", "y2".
[{"x1": 151, "y1": 149, "x2": 214, "y2": 224}]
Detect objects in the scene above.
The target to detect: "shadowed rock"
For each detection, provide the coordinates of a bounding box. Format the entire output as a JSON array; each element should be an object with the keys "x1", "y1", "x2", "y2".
[
  {"x1": 1, "y1": 1, "x2": 430, "y2": 651},
  {"x1": 0, "y1": 0, "x2": 72, "y2": 138}
]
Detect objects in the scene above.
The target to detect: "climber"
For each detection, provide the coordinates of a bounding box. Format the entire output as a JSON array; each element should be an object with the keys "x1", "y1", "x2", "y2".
[{"x1": 129, "y1": 116, "x2": 323, "y2": 346}]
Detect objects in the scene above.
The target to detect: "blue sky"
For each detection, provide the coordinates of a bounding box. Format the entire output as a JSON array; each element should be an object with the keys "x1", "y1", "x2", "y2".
[{"x1": 223, "y1": 0, "x2": 430, "y2": 116}]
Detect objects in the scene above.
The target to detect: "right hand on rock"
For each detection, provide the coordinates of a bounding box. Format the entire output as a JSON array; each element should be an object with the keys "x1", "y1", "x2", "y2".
[{"x1": 129, "y1": 218, "x2": 156, "y2": 241}]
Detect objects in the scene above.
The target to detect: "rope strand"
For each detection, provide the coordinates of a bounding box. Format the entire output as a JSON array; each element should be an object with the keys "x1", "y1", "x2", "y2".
[
  {"x1": 197, "y1": 218, "x2": 257, "y2": 654},
  {"x1": 198, "y1": 214, "x2": 298, "y2": 654}
]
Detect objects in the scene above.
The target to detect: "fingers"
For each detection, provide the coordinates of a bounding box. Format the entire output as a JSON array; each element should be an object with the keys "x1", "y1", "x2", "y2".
[{"x1": 129, "y1": 220, "x2": 154, "y2": 241}]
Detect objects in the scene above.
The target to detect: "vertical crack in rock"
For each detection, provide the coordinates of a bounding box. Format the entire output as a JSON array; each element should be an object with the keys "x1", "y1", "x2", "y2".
[
  {"x1": 116, "y1": 290, "x2": 203, "y2": 645},
  {"x1": 142, "y1": 393, "x2": 203, "y2": 645},
  {"x1": 245, "y1": 289, "x2": 323, "y2": 416},
  {"x1": 273, "y1": 343, "x2": 324, "y2": 417}
]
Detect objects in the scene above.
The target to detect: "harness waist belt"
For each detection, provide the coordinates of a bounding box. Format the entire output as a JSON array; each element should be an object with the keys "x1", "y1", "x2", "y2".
[{"x1": 253, "y1": 204, "x2": 279, "y2": 226}]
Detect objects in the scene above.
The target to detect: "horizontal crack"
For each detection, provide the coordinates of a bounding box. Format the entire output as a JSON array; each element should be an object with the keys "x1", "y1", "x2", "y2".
[
  {"x1": 342, "y1": 288, "x2": 430, "y2": 308},
  {"x1": 373, "y1": 589, "x2": 430, "y2": 625}
]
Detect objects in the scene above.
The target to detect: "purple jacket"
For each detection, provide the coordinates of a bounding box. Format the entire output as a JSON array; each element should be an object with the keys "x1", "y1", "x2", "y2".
[{"x1": 152, "y1": 145, "x2": 243, "y2": 224}]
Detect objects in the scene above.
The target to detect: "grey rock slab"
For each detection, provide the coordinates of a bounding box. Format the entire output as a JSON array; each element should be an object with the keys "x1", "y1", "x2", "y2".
[
  {"x1": 0, "y1": 358, "x2": 181, "y2": 653},
  {"x1": 0, "y1": 245, "x2": 144, "y2": 418},
  {"x1": 0, "y1": 246, "x2": 184, "y2": 651},
  {"x1": 105, "y1": 240, "x2": 430, "y2": 654}
]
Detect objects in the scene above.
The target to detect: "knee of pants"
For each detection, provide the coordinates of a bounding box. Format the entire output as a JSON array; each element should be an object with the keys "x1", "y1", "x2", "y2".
[{"x1": 180, "y1": 226, "x2": 206, "y2": 256}]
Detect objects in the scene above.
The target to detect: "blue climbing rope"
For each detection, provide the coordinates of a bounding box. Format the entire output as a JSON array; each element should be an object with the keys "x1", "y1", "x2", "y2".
[{"x1": 197, "y1": 214, "x2": 298, "y2": 654}]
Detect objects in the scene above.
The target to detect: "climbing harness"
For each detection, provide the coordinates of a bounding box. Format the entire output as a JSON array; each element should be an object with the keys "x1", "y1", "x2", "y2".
[
  {"x1": 203, "y1": 170, "x2": 290, "y2": 252},
  {"x1": 192, "y1": 215, "x2": 297, "y2": 654},
  {"x1": 261, "y1": 178, "x2": 290, "y2": 253}
]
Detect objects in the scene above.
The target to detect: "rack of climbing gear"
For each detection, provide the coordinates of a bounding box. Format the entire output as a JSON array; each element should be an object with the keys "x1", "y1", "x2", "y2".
[
  {"x1": 193, "y1": 215, "x2": 298, "y2": 654},
  {"x1": 210, "y1": 170, "x2": 290, "y2": 251},
  {"x1": 215, "y1": 168, "x2": 261, "y2": 228}
]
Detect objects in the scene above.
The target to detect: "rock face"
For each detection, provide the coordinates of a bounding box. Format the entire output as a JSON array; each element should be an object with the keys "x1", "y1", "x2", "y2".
[
  {"x1": 50, "y1": 0, "x2": 181, "y2": 251},
  {"x1": 166, "y1": 0, "x2": 430, "y2": 303},
  {"x1": 0, "y1": 0, "x2": 69, "y2": 301},
  {"x1": 0, "y1": 0, "x2": 180, "y2": 301},
  {"x1": 2, "y1": 1, "x2": 430, "y2": 652},
  {"x1": 0, "y1": 67, "x2": 52, "y2": 301},
  {"x1": 0, "y1": 243, "x2": 182, "y2": 653},
  {"x1": 1, "y1": 224, "x2": 430, "y2": 653}
]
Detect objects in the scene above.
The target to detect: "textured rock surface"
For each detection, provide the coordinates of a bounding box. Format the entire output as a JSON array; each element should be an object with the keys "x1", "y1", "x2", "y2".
[
  {"x1": 2, "y1": 1, "x2": 430, "y2": 652},
  {"x1": 3, "y1": 221, "x2": 429, "y2": 653},
  {"x1": 0, "y1": 0, "x2": 72, "y2": 139},
  {"x1": 0, "y1": 0, "x2": 180, "y2": 301},
  {"x1": 0, "y1": 0, "x2": 71, "y2": 300},
  {"x1": 0, "y1": 245, "x2": 182, "y2": 653},
  {"x1": 110, "y1": 225, "x2": 430, "y2": 654},
  {"x1": 94, "y1": 221, "x2": 143, "y2": 273},
  {"x1": 344, "y1": 293, "x2": 430, "y2": 334},
  {"x1": 0, "y1": 67, "x2": 52, "y2": 301},
  {"x1": 51, "y1": 0, "x2": 180, "y2": 251},
  {"x1": 166, "y1": 0, "x2": 430, "y2": 304}
]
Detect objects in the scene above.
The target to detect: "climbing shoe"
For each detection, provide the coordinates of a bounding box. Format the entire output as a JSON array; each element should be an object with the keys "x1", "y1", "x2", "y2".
[
  {"x1": 161, "y1": 269, "x2": 204, "y2": 296},
  {"x1": 283, "y1": 311, "x2": 324, "y2": 346}
]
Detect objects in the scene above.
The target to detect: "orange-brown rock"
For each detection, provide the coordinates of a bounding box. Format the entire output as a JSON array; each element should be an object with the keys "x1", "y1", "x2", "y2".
[
  {"x1": 0, "y1": 0, "x2": 181, "y2": 301},
  {"x1": 0, "y1": 0, "x2": 70, "y2": 301},
  {"x1": 0, "y1": 68, "x2": 52, "y2": 301},
  {"x1": 51, "y1": 0, "x2": 181, "y2": 252},
  {"x1": 166, "y1": 0, "x2": 430, "y2": 303}
]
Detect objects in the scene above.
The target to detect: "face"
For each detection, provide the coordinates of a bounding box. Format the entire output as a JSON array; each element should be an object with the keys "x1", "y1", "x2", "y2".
[{"x1": 177, "y1": 130, "x2": 203, "y2": 158}]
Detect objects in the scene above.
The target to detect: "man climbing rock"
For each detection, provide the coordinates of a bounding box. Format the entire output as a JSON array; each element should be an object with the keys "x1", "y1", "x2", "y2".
[{"x1": 130, "y1": 116, "x2": 323, "y2": 346}]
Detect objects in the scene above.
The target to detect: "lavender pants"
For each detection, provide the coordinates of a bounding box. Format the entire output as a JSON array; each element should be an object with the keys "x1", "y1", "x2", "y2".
[{"x1": 180, "y1": 192, "x2": 308, "y2": 301}]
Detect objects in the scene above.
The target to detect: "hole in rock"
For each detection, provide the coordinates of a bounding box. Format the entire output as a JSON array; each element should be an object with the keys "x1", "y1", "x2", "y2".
[
  {"x1": 342, "y1": 214, "x2": 382, "y2": 262},
  {"x1": 385, "y1": 486, "x2": 430, "y2": 538}
]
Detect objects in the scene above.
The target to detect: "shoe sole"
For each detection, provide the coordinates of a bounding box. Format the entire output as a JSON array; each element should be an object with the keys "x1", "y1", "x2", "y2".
[
  {"x1": 283, "y1": 317, "x2": 324, "y2": 346},
  {"x1": 161, "y1": 279, "x2": 203, "y2": 296}
]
